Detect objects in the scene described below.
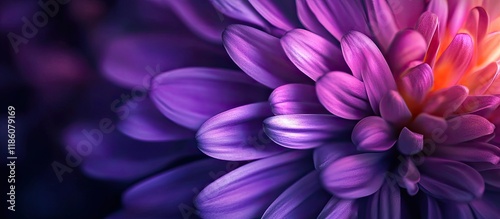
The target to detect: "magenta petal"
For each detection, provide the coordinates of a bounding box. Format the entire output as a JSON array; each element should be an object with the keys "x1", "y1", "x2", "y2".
[
  {"x1": 419, "y1": 158, "x2": 485, "y2": 202},
  {"x1": 262, "y1": 171, "x2": 330, "y2": 219},
  {"x1": 415, "y1": 12, "x2": 440, "y2": 66},
  {"x1": 443, "y1": 115, "x2": 495, "y2": 144},
  {"x1": 397, "y1": 159, "x2": 420, "y2": 196},
  {"x1": 389, "y1": 0, "x2": 425, "y2": 29},
  {"x1": 434, "y1": 142, "x2": 500, "y2": 164},
  {"x1": 209, "y1": 0, "x2": 267, "y2": 28},
  {"x1": 387, "y1": 30, "x2": 427, "y2": 77},
  {"x1": 264, "y1": 114, "x2": 356, "y2": 149},
  {"x1": 316, "y1": 72, "x2": 372, "y2": 120},
  {"x1": 196, "y1": 151, "x2": 312, "y2": 218},
  {"x1": 150, "y1": 67, "x2": 269, "y2": 130},
  {"x1": 321, "y1": 153, "x2": 387, "y2": 198},
  {"x1": 399, "y1": 63, "x2": 434, "y2": 103},
  {"x1": 352, "y1": 117, "x2": 397, "y2": 152},
  {"x1": 427, "y1": 0, "x2": 449, "y2": 37},
  {"x1": 197, "y1": 102, "x2": 287, "y2": 161},
  {"x1": 423, "y1": 85, "x2": 469, "y2": 117},
  {"x1": 397, "y1": 127, "x2": 424, "y2": 155},
  {"x1": 281, "y1": 29, "x2": 348, "y2": 81},
  {"x1": 409, "y1": 113, "x2": 448, "y2": 137},
  {"x1": 313, "y1": 142, "x2": 357, "y2": 170},
  {"x1": 249, "y1": 0, "x2": 300, "y2": 31},
  {"x1": 122, "y1": 159, "x2": 227, "y2": 218},
  {"x1": 308, "y1": 0, "x2": 370, "y2": 40},
  {"x1": 269, "y1": 84, "x2": 328, "y2": 115},
  {"x1": 118, "y1": 99, "x2": 194, "y2": 142},
  {"x1": 317, "y1": 197, "x2": 358, "y2": 219},
  {"x1": 434, "y1": 34, "x2": 474, "y2": 89},
  {"x1": 341, "y1": 31, "x2": 397, "y2": 114},
  {"x1": 363, "y1": 182, "x2": 401, "y2": 219},
  {"x1": 380, "y1": 91, "x2": 412, "y2": 126},
  {"x1": 456, "y1": 95, "x2": 500, "y2": 117},
  {"x1": 365, "y1": 0, "x2": 399, "y2": 51},
  {"x1": 295, "y1": 0, "x2": 335, "y2": 41},
  {"x1": 223, "y1": 25, "x2": 311, "y2": 88}
]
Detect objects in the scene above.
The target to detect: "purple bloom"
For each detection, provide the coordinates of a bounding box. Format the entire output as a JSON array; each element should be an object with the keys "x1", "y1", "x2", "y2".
[{"x1": 80, "y1": 0, "x2": 500, "y2": 218}]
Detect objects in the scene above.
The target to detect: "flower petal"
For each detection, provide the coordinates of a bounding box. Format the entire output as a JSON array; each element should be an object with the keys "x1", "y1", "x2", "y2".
[
  {"x1": 150, "y1": 67, "x2": 269, "y2": 130},
  {"x1": 341, "y1": 31, "x2": 397, "y2": 114},
  {"x1": 197, "y1": 102, "x2": 287, "y2": 161},
  {"x1": 223, "y1": 25, "x2": 311, "y2": 88},
  {"x1": 249, "y1": 0, "x2": 300, "y2": 31},
  {"x1": 433, "y1": 34, "x2": 474, "y2": 90},
  {"x1": 409, "y1": 113, "x2": 448, "y2": 138},
  {"x1": 479, "y1": 32, "x2": 500, "y2": 67},
  {"x1": 352, "y1": 117, "x2": 397, "y2": 152},
  {"x1": 321, "y1": 153, "x2": 388, "y2": 198},
  {"x1": 433, "y1": 142, "x2": 500, "y2": 164},
  {"x1": 463, "y1": 61, "x2": 500, "y2": 95},
  {"x1": 398, "y1": 63, "x2": 434, "y2": 103},
  {"x1": 386, "y1": 30, "x2": 427, "y2": 77},
  {"x1": 470, "y1": 191, "x2": 500, "y2": 219},
  {"x1": 389, "y1": 0, "x2": 425, "y2": 29},
  {"x1": 397, "y1": 159, "x2": 420, "y2": 195},
  {"x1": 308, "y1": 0, "x2": 370, "y2": 40},
  {"x1": 419, "y1": 158, "x2": 485, "y2": 202},
  {"x1": 196, "y1": 151, "x2": 313, "y2": 218},
  {"x1": 122, "y1": 159, "x2": 227, "y2": 218},
  {"x1": 427, "y1": 0, "x2": 449, "y2": 37},
  {"x1": 362, "y1": 182, "x2": 401, "y2": 219},
  {"x1": 281, "y1": 29, "x2": 348, "y2": 81},
  {"x1": 415, "y1": 12, "x2": 440, "y2": 66},
  {"x1": 269, "y1": 84, "x2": 328, "y2": 115},
  {"x1": 295, "y1": 0, "x2": 335, "y2": 41},
  {"x1": 209, "y1": 0, "x2": 267, "y2": 28},
  {"x1": 262, "y1": 171, "x2": 330, "y2": 219},
  {"x1": 364, "y1": 0, "x2": 399, "y2": 51},
  {"x1": 316, "y1": 72, "x2": 372, "y2": 120},
  {"x1": 313, "y1": 142, "x2": 357, "y2": 170},
  {"x1": 118, "y1": 99, "x2": 194, "y2": 142},
  {"x1": 379, "y1": 91, "x2": 412, "y2": 126},
  {"x1": 397, "y1": 127, "x2": 424, "y2": 155},
  {"x1": 423, "y1": 85, "x2": 469, "y2": 117},
  {"x1": 420, "y1": 195, "x2": 443, "y2": 219},
  {"x1": 455, "y1": 95, "x2": 500, "y2": 117},
  {"x1": 317, "y1": 197, "x2": 358, "y2": 219},
  {"x1": 264, "y1": 114, "x2": 356, "y2": 149},
  {"x1": 442, "y1": 114, "x2": 495, "y2": 144}
]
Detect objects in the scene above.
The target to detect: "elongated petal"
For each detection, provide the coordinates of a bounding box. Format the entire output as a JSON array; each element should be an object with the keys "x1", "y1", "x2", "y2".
[
  {"x1": 419, "y1": 158, "x2": 485, "y2": 202},
  {"x1": 196, "y1": 151, "x2": 313, "y2": 218},
  {"x1": 316, "y1": 72, "x2": 372, "y2": 120},
  {"x1": 424, "y1": 85, "x2": 469, "y2": 117},
  {"x1": 470, "y1": 191, "x2": 500, "y2": 219},
  {"x1": 434, "y1": 142, "x2": 500, "y2": 164},
  {"x1": 427, "y1": 0, "x2": 448, "y2": 37},
  {"x1": 295, "y1": 0, "x2": 335, "y2": 41},
  {"x1": 281, "y1": 29, "x2": 348, "y2": 81},
  {"x1": 262, "y1": 171, "x2": 330, "y2": 219},
  {"x1": 387, "y1": 30, "x2": 427, "y2": 77},
  {"x1": 209, "y1": 0, "x2": 267, "y2": 28},
  {"x1": 433, "y1": 34, "x2": 474, "y2": 90},
  {"x1": 352, "y1": 117, "x2": 397, "y2": 152},
  {"x1": 317, "y1": 197, "x2": 358, "y2": 219},
  {"x1": 264, "y1": 114, "x2": 356, "y2": 149},
  {"x1": 118, "y1": 99, "x2": 194, "y2": 142},
  {"x1": 463, "y1": 61, "x2": 500, "y2": 95},
  {"x1": 415, "y1": 12, "x2": 440, "y2": 66},
  {"x1": 441, "y1": 203, "x2": 475, "y2": 219},
  {"x1": 397, "y1": 159, "x2": 420, "y2": 195},
  {"x1": 409, "y1": 113, "x2": 448, "y2": 137},
  {"x1": 380, "y1": 91, "x2": 412, "y2": 126},
  {"x1": 150, "y1": 67, "x2": 269, "y2": 130},
  {"x1": 308, "y1": 0, "x2": 370, "y2": 40},
  {"x1": 269, "y1": 84, "x2": 328, "y2": 115},
  {"x1": 399, "y1": 63, "x2": 434, "y2": 103},
  {"x1": 122, "y1": 159, "x2": 227, "y2": 218},
  {"x1": 479, "y1": 32, "x2": 500, "y2": 67},
  {"x1": 313, "y1": 142, "x2": 357, "y2": 170},
  {"x1": 197, "y1": 103, "x2": 287, "y2": 161},
  {"x1": 442, "y1": 114, "x2": 495, "y2": 144},
  {"x1": 420, "y1": 195, "x2": 442, "y2": 219},
  {"x1": 341, "y1": 31, "x2": 397, "y2": 114},
  {"x1": 398, "y1": 127, "x2": 424, "y2": 155},
  {"x1": 249, "y1": 0, "x2": 300, "y2": 31},
  {"x1": 362, "y1": 182, "x2": 401, "y2": 219},
  {"x1": 321, "y1": 153, "x2": 388, "y2": 198},
  {"x1": 455, "y1": 95, "x2": 500, "y2": 117},
  {"x1": 365, "y1": 0, "x2": 399, "y2": 51},
  {"x1": 223, "y1": 25, "x2": 311, "y2": 88},
  {"x1": 389, "y1": 0, "x2": 425, "y2": 29}
]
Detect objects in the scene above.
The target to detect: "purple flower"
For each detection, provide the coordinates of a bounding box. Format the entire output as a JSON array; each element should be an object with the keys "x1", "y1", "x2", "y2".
[{"x1": 82, "y1": 0, "x2": 500, "y2": 218}]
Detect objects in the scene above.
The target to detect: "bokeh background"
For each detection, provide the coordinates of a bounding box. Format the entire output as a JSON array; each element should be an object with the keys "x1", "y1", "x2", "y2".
[{"x1": 0, "y1": 0, "x2": 192, "y2": 218}]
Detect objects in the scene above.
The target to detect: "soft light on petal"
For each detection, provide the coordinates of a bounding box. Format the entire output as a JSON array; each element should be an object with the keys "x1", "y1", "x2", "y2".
[
  {"x1": 269, "y1": 84, "x2": 328, "y2": 115},
  {"x1": 352, "y1": 117, "x2": 397, "y2": 152}
]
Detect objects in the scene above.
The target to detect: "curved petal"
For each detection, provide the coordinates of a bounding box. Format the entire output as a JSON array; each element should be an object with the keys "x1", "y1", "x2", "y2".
[
  {"x1": 264, "y1": 114, "x2": 356, "y2": 149},
  {"x1": 316, "y1": 72, "x2": 372, "y2": 120},
  {"x1": 409, "y1": 113, "x2": 448, "y2": 137},
  {"x1": 249, "y1": 0, "x2": 300, "y2": 31},
  {"x1": 223, "y1": 25, "x2": 312, "y2": 88},
  {"x1": 420, "y1": 195, "x2": 443, "y2": 219},
  {"x1": 433, "y1": 34, "x2": 474, "y2": 90},
  {"x1": 269, "y1": 83, "x2": 328, "y2": 115},
  {"x1": 419, "y1": 158, "x2": 485, "y2": 202},
  {"x1": 456, "y1": 95, "x2": 500, "y2": 117},
  {"x1": 321, "y1": 153, "x2": 388, "y2": 198},
  {"x1": 427, "y1": 0, "x2": 449, "y2": 37},
  {"x1": 122, "y1": 159, "x2": 227, "y2": 218},
  {"x1": 389, "y1": 0, "x2": 425, "y2": 29},
  {"x1": 150, "y1": 67, "x2": 269, "y2": 130},
  {"x1": 442, "y1": 114, "x2": 495, "y2": 144},
  {"x1": 415, "y1": 12, "x2": 440, "y2": 66},
  {"x1": 434, "y1": 142, "x2": 500, "y2": 164},
  {"x1": 397, "y1": 159, "x2": 420, "y2": 195},
  {"x1": 317, "y1": 197, "x2": 358, "y2": 219},
  {"x1": 399, "y1": 63, "x2": 434, "y2": 103},
  {"x1": 423, "y1": 85, "x2": 469, "y2": 117},
  {"x1": 196, "y1": 151, "x2": 313, "y2": 218},
  {"x1": 262, "y1": 171, "x2": 330, "y2": 219},
  {"x1": 440, "y1": 203, "x2": 475, "y2": 219},
  {"x1": 117, "y1": 99, "x2": 194, "y2": 142},
  {"x1": 308, "y1": 0, "x2": 370, "y2": 40},
  {"x1": 281, "y1": 29, "x2": 348, "y2": 81},
  {"x1": 387, "y1": 30, "x2": 427, "y2": 77},
  {"x1": 209, "y1": 0, "x2": 267, "y2": 28},
  {"x1": 364, "y1": 0, "x2": 399, "y2": 51},
  {"x1": 362, "y1": 182, "x2": 401, "y2": 219},
  {"x1": 313, "y1": 142, "x2": 357, "y2": 170},
  {"x1": 397, "y1": 127, "x2": 424, "y2": 155},
  {"x1": 295, "y1": 0, "x2": 335, "y2": 41},
  {"x1": 341, "y1": 31, "x2": 397, "y2": 114},
  {"x1": 470, "y1": 191, "x2": 500, "y2": 219},
  {"x1": 197, "y1": 102, "x2": 287, "y2": 161},
  {"x1": 352, "y1": 117, "x2": 397, "y2": 152},
  {"x1": 463, "y1": 61, "x2": 500, "y2": 95},
  {"x1": 379, "y1": 91, "x2": 412, "y2": 126}
]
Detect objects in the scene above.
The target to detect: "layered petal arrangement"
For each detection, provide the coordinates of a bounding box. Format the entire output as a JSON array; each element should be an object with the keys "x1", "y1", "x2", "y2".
[{"x1": 90, "y1": 0, "x2": 500, "y2": 218}]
